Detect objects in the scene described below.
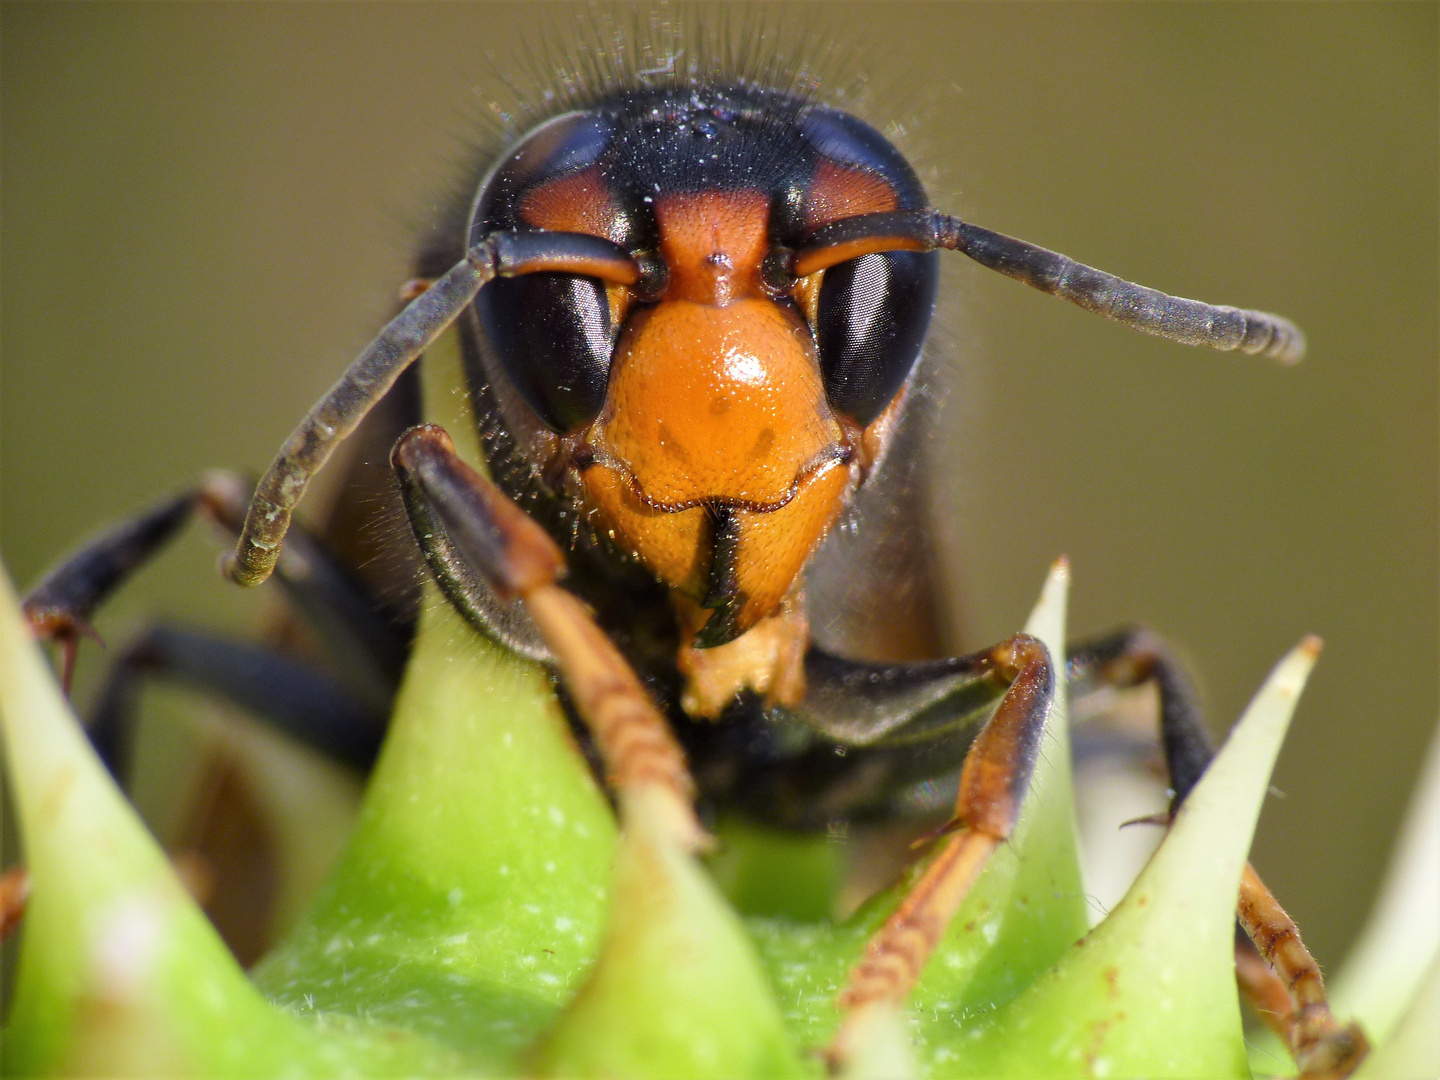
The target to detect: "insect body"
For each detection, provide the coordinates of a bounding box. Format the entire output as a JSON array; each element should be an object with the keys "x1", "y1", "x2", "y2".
[
  {"x1": 217, "y1": 79, "x2": 1298, "y2": 827},
  {"x1": 20, "y1": 73, "x2": 1365, "y2": 1076},
  {"x1": 457, "y1": 87, "x2": 938, "y2": 726}
]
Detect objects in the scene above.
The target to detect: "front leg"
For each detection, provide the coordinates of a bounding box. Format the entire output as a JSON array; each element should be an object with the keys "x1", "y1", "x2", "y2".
[
  {"x1": 22, "y1": 473, "x2": 409, "y2": 707},
  {"x1": 22, "y1": 490, "x2": 195, "y2": 692},
  {"x1": 391, "y1": 423, "x2": 709, "y2": 852}
]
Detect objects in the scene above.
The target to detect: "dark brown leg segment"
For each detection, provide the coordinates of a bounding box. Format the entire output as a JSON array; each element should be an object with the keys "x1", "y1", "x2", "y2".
[
  {"x1": 0, "y1": 866, "x2": 30, "y2": 943},
  {"x1": 827, "y1": 633, "x2": 1053, "y2": 1066},
  {"x1": 86, "y1": 625, "x2": 385, "y2": 779},
  {"x1": 1235, "y1": 927, "x2": 1296, "y2": 1043},
  {"x1": 1237, "y1": 864, "x2": 1368, "y2": 1076},
  {"x1": 391, "y1": 424, "x2": 708, "y2": 851},
  {"x1": 23, "y1": 491, "x2": 196, "y2": 693},
  {"x1": 22, "y1": 473, "x2": 408, "y2": 707},
  {"x1": 1068, "y1": 627, "x2": 1368, "y2": 1077}
]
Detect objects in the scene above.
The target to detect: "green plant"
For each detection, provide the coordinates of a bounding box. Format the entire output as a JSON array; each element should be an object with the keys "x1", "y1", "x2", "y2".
[
  {"x1": 4, "y1": 526, "x2": 1436, "y2": 1078},
  {"x1": 3, "y1": 339, "x2": 1437, "y2": 1079}
]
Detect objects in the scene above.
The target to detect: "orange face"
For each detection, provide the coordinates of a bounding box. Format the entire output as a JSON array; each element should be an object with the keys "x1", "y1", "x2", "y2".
[
  {"x1": 574, "y1": 191, "x2": 858, "y2": 641},
  {"x1": 481, "y1": 101, "x2": 936, "y2": 656}
]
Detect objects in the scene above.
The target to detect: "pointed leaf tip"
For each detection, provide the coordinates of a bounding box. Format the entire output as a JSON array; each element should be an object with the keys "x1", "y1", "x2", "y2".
[
  {"x1": 864, "y1": 561, "x2": 1087, "y2": 1069},
  {"x1": 1038, "y1": 555, "x2": 1071, "y2": 611},
  {"x1": 534, "y1": 789, "x2": 802, "y2": 1078},
  {"x1": 1332, "y1": 719, "x2": 1440, "y2": 1046},
  {"x1": 948, "y1": 637, "x2": 1318, "y2": 1078},
  {"x1": 0, "y1": 561, "x2": 351, "y2": 1076}
]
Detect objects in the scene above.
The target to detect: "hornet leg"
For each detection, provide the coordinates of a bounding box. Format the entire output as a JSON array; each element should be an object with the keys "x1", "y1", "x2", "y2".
[
  {"x1": 23, "y1": 473, "x2": 408, "y2": 711},
  {"x1": 87, "y1": 625, "x2": 385, "y2": 782},
  {"x1": 1068, "y1": 626, "x2": 1368, "y2": 1077},
  {"x1": 826, "y1": 633, "x2": 1054, "y2": 1067},
  {"x1": 391, "y1": 423, "x2": 708, "y2": 852}
]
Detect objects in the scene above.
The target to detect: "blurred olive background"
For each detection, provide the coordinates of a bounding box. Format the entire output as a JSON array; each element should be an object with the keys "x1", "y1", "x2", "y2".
[{"x1": 3, "y1": 2, "x2": 1435, "y2": 975}]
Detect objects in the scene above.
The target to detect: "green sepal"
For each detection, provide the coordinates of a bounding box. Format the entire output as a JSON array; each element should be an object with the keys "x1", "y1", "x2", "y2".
[
  {"x1": 533, "y1": 791, "x2": 804, "y2": 1079},
  {"x1": 942, "y1": 638, "x2": 1320, "y2": 1077},
  {"x1": 251, "y1": 592, "x2": 618, "y2": 1069},
  {"x1": 0, "y1": 561, "x2": 457, "y2": 1077},
  {"x1": 251, "y1": 325, "x2": 620, "y2": 1066}
]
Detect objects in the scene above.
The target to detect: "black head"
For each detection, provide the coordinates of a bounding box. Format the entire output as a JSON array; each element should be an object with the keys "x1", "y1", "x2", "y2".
[{"x1": 469, "y1": 84, "x2": 939, "y2": 436}]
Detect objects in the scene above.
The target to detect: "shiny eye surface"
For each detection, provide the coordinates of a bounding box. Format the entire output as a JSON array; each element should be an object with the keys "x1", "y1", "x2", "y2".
[
  {"x1": 814, "y1": 249, "x2": 939, "y2": 426},
  {"x1": 469, "y1": 108, "x2": 629, "y2": 433},
  {"x1": 474, "y1": 272, "x2": 615, "y2": 432}
]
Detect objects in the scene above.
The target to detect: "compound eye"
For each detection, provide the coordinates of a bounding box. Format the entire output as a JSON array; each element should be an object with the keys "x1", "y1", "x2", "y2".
[
  {"x1": 475, "y1": 271, "x2": 615, "y2": 432},
  {"x1": 815, "y1": 249, "x2": 939, "y2": 426}
]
